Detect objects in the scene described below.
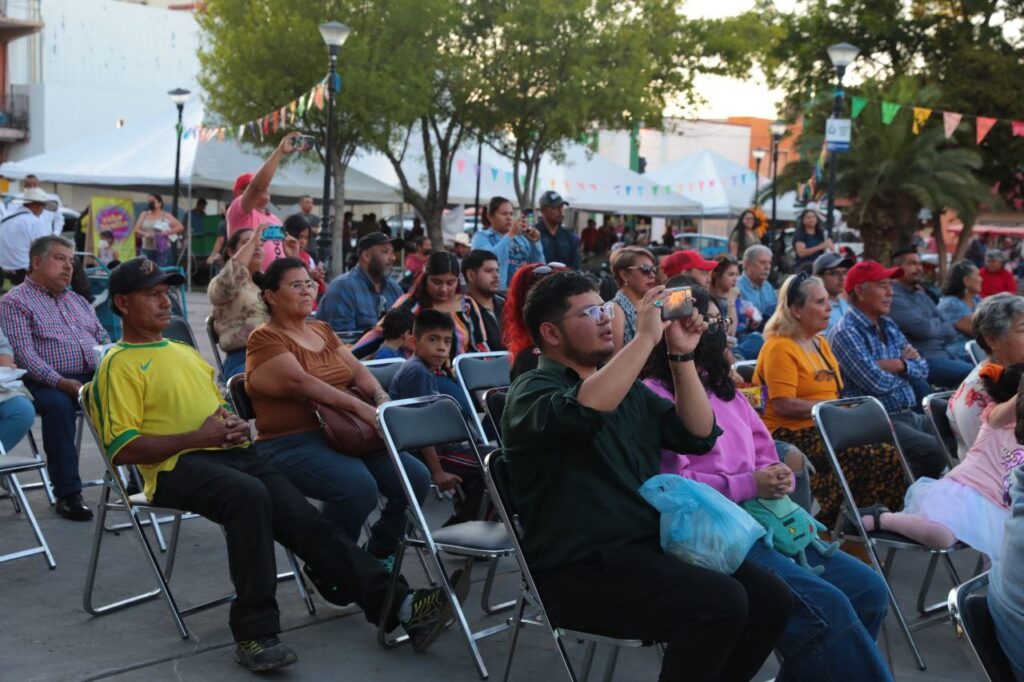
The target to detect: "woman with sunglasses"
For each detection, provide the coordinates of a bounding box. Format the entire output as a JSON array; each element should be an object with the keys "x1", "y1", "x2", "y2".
[
  {"x1": 246, "y1": 257, "x2": 430, "y2": 568},
  {"x1": 609, "y1": 246, "x2": 659, "y2": 352},
  {"x1": 643, "y1": 281, "x2": 891, "y2": 682},
  {"x1": 502, "y1": 262, "x2": 569, "y2": 379},
  {"x1": 353, "y1": 251, "x2": 491, "y2": 359},
  {"x1": 755, "y1": 273, "x2": 907, "y2": 527}
]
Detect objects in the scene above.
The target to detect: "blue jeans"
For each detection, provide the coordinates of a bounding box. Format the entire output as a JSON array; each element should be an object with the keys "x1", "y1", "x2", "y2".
[
  {"x1": 0, "y1": 395, "x2": 35, "y2": 452},
  {"x1": 926, "y1": 357, "x2": 973, "y2": 391},
  {"x1": 746, "y1": 541, "x2": 892, "y2": 681},
  {"x1": 222, "y1": 349, "x2": 246, "y2": 382},
  {"x1": 735, "y1": 332, "x2": 765, "y2": 361},
  {"x1": 254, "y1": 429, "x2": 430, "y2": 557},
  {"x1": 24, "y1": 373, "x2": 91, "y2": 498}
]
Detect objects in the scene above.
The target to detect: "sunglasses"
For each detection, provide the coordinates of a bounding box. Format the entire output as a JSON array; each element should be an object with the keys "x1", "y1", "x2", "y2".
[
  {"x1": 534, "y1": 262, "x2": 567, "y2": 276},
  {"x1": 558, "y1": 301, "x2": 615, "y2": 324},
  {"x1": 705, "y1": 315, "x2": 734, "y2": 333},
  {"x1": 627, "y1": 264, "x2": 659, "y2": 275}
]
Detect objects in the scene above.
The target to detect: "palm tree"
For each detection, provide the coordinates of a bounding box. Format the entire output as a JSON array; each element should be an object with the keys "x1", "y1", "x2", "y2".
[{"x1": 772, "y1": 78, "x2": 994, "y2": 264}]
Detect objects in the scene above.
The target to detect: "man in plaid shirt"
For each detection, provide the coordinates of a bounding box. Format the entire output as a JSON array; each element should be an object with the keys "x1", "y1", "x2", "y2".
[
  {"x1": 827, "y1": 260, "x2": 948, "y2": 480},
  {"x1": 0, "y1": 235, "x2": 108, "y2": 520}
]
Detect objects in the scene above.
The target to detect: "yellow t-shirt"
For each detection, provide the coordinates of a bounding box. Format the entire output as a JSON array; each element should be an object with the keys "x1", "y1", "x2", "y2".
[
  {"x1": 89, "y1": 339, "x2": 232, "y2": 500},
  {"x1": 755, "y1": 334, "x2": 843, "y2": 432}
]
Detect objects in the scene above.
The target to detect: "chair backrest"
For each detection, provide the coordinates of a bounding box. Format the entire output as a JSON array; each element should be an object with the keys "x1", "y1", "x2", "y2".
[
  {"x1": 226, "y1": 374, "x2": 255, "y2": 421},
  {"x1": 733, "y1": 360, "x2": 757, "y2": 383},
  {"x1": 162, "y1": 315, "x2": 198, "y2": 349},
  {"x1": 966, "y1": 340, "x2": 987, "y2": 367},
  {"x1": 78, "y1": 383, "x2": 132, "y2": 501},
  {"x1": 205, "y1": 315, "x2": 225, "y2": 378},
  {"x1": 951, "y1": 572, "x2": 1016, "y2": 682},
  {"x1": 363, "y1": 357, "x2": 405, "y2": 390},
  {"x1": 482, "y1": 387, "x2": 508, "y2": 445},
  {"x1": 338, "y1": 330, "x2": 366, "y2": 346},
  {"x1": 453, "y1": 352, "x2": 511, "y2": 442},
  {"x1": 923, "y1": 390, "x2": 958, "y2": 469},
  {"x1": 378, "y1": 395, "x2": 479, "y2": 456}
]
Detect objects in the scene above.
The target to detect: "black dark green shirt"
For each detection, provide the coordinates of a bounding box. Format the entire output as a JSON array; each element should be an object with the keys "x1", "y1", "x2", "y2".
[{"x1": 501, "y1": 356, "x2": 721, "y2": 571}]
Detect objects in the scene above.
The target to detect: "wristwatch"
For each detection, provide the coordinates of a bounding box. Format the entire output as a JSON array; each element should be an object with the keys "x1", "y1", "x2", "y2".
[{"x1": 668, "y1": 352, "x2": 695, "y2": 363}]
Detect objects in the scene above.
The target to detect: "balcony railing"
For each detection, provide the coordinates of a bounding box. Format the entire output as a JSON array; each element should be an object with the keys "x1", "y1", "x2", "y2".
[{"x1": 0, "y1": 92, "x2": 28, "y2": 130}]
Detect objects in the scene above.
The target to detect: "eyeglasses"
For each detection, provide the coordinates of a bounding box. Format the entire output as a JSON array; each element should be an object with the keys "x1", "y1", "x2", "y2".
[
  {"x1": 559, "y1": 301, "x2": 615, "y2": 324},
  {"x1": 705, "y1": 315, "x2": 734, "y2": 333},
  {"x1": 627, "y1": 264, "x2": 659, "y2": 275},
  {"x1": 286, "y1": 280, "x2": 318, "y2": 292}
]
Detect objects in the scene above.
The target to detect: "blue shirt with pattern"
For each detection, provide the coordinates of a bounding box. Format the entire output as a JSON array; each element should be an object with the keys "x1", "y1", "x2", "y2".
[
  {"x1": 315, "y1": 266, "x2": 403, "y2": 333},
  {"x1": 470, "y1": 228, "x2": 545, "y2": 289}
]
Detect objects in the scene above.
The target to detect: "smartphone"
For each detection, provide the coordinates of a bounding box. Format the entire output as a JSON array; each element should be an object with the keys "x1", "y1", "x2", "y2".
[
  {"x1": 661, "y1": 286, "x2": 694, "y2": 321},
  {"x1": 263, "y1": 225, "x2": 286, "y2": 241},
  {"x1": 292, "y1": 134, "x2": 316, "y2": 151}
]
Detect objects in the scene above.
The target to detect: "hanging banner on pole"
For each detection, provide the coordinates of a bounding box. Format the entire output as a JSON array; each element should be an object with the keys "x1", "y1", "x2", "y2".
[
  {"x1": 825, "y1": 118, "x2": 851, "y2": 152},
  {"x1": 91, "y1": 197, "x2": 136, "y2": 263}
]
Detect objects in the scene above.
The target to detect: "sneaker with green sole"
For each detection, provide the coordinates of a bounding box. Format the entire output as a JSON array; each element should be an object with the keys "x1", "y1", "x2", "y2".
[
  {"x1": 401, "y1": 587, "x2": 452, "y2": 653},
  {"x1": 234, "y1": 636, "x2": 297, "y2": 672}
]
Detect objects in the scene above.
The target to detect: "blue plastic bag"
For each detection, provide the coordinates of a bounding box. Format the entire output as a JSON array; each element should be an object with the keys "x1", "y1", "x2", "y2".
[{"x1": 639, "y1": 474, "x2": 765, "y2": 574}]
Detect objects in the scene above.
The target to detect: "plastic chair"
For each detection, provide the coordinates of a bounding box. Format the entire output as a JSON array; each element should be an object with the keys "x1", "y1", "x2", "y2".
[
  {"x1": 483, "y1": 450, "x2": 662, "y2": 681},
  {"x1": 922, "y1": 390, "x2": 958, "y2": 469},
  {"x1": 966, "y1": 340, "x2": 987, "y2": 366},
  {"x1": 948, "y1": 572, "x2": 1016, "y2": 682},
  {"x1": 812, "y1": 396, "x2": 973, "y2": 670},
  {"x1": 376, "y1": 395, "x2": 517, "y2": 679},
  {"x1": 79, "y1": 382, "x2": 314, "y2": 639}
]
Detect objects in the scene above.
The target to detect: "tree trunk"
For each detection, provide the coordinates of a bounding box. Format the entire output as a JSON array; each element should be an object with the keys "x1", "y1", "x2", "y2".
[
  {"x1": 933, "y1": 217, "x2": 949, "y2": 283},
  {"x1": 952, "y1": 221, "x2": 975, "y2": 261}
]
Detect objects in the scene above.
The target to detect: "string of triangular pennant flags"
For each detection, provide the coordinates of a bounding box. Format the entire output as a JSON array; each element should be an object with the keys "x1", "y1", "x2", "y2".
[
  {"x1": 849, "y1": 95, "x2": 1022, "y2": 145},
  {"x1": 181, "y1": 78, "x2": 328, "y2": 144}
]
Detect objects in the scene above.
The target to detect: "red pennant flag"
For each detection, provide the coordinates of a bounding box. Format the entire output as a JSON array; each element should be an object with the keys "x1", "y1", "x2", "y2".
[
  {"x1": 262, "y1": 117, "x2": 269, "y2": 135},
  {"x1": 942, "y1": 112, "x2": 963, "y2": 139},
  {"x1": 272, "y1": 110, "x2": 279, "y2": 132},
  {"x1": 314, "y1": 85, "x2": 325, "y2": 110},
  {"x1": 976, "y1": 116, "x2": 996, "y2": 144},
  {"x1": 1012, "y1": 121, "x2": 1024, "y2": 137}
]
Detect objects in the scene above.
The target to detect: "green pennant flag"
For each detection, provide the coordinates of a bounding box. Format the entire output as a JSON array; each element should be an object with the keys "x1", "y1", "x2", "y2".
[
  {"x1": 881, "y1": 101, "x2": 901, "y2": 125},
  {"x1": 851, "y1": 96, "x2": 867, "y2": 119}
]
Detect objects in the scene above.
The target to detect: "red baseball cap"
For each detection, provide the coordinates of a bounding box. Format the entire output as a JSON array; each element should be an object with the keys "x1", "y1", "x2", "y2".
[
  {"x1": 662, "y1": 249, "x2": 717, "y2": 278},
  {"x1": 233, "y1": 172, "x2": 255, "y2": 198},
  {"x1": 844, "y1": 260, "x2": 904, "y2": 294}
]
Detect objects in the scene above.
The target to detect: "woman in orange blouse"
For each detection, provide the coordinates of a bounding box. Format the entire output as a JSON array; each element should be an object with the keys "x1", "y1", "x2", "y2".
[{"x1": 756, "y1": 273, "x2": 906, "y2": 526}]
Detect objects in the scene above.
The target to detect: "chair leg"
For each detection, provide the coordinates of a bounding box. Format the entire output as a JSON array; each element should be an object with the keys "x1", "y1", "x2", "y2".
[
  {"x1": 283, "y1": 549, "x2": 316, "y2": 615},
  {"x1": 866, "y1": 541, "x2": 927, "y2": 670},
  {"x1": 480, "y1": 555, "x2": 516, "y2": 615},
  {"x1": 377, "y1": 531, "x2": 412, "y2": 649},
  {"x1": 25, "y1": 431, "x2": 57, "y2": 505},
  {"x1": 3, "y1": 471, "x2": 55, "y2": 569},
  {"x1": 916, "y1": 553, "x2": 940, "y2": 616},
  {"x1": 500, "y1": 589, "x2": 529, "y2": 682}
]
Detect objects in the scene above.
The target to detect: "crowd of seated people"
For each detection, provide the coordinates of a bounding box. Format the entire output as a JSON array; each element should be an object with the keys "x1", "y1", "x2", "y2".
[{"x1": 8, "y1": 181, "x2": 1024, "y2": 679}]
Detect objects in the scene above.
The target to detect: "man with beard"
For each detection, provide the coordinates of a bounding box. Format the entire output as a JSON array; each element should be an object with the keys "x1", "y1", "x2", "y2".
[
  {"x1": 462, "y1": 249, "x2": 505, "y2": 350},
  {"x1": 500, "y1": 271, "x2": 792, "y2": 682},
  {"x1": 316, "y1": 233, "x2": 404, "y2": 333}
]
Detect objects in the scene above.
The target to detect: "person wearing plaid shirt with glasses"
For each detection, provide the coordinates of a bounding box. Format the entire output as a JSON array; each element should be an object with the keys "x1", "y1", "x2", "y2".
[
  {"x1": 0, "y1": 235, "x2": 108, "y2": 520},
  {"x1": 827, "y1": 260, "x2": 948, "y2": 480}
]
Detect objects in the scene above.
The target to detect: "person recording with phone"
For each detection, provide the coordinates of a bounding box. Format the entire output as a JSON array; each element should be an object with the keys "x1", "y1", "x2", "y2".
[{"x1": 471, "y1": 195, "x2": 544, "y2": 289}]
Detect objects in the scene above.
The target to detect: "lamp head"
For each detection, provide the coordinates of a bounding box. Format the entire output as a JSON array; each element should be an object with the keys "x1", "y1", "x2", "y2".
[
  {"x1": 167, "y1": 88, "x2": 190, "y2": 107},
  {"x1": 769, "y1": 120, "x2": 787, "y2": 139},
  {"x1": 827, "y1": 42, "x2": 860, "y2": 72},
  {"x1": 752, "y1": 148, "x2": 767, "y2": 161},
  {"x1": 320, "y1": 21, "x2": 352, "y2": 54}
]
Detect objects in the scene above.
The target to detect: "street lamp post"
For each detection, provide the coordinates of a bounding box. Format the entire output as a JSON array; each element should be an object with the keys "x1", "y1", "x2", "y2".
[
  {"x1": 318, "y1": 20, "x2": 352, "y2": 272},
  {"x1": 167, "y1": 88, "x2": 190, "y2": 222},
  {"x1": 747, "y1": 147, "x2": 768, "y2": 254},
  {"x1": 825, "y1": 41, "x2": 859, "y2": 237},
  {"x1": 769, "y1": 121, "x2": 786, "y2": 258}
]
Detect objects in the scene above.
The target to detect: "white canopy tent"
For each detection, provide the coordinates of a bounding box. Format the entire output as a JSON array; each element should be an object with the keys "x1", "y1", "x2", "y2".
[
  {"x1": 647, "y1": 148, "x2": 762, "y2": 218},
  {"x1": 0, "y1": 98, "x2": 402, "y2": 204}
]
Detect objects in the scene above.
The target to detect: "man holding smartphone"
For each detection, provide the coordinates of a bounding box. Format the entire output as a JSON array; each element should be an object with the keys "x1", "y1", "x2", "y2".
[{"x1": 471, "y1": 195, "x2": 544, "y2": 289}]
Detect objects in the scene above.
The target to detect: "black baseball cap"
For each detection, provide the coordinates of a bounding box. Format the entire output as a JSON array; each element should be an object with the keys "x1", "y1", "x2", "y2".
[
  {"x1": 356, "y1": 232, "x2": 403, "y2": 254},
  {"x1": 538, "y1": 191, "x2": 569, "y2": 209},
  {"x1": 109, "y1": 257, "x2": 185, "y2": 301},
  {"x1": 811, "y1": 252, "x2": 854, "y2": 275}
]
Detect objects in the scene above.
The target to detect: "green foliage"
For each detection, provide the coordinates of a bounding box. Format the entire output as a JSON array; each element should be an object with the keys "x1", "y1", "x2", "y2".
[{"x1": 773, "y1": 78, "x2": 994, "y2": 261}]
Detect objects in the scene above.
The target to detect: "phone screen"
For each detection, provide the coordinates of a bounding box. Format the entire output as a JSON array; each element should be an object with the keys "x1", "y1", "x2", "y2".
[
  {"x1": 661, "y1": 286, "x2": 694, "y2": 321},
  {"x1": 263, "y1": 225, "x2": 286, "y2": 241}
]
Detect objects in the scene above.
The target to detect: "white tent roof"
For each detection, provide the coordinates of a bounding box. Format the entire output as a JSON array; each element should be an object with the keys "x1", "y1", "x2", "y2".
[
  {"x1": 0, "y1": 98, "x2": 403, "y2": 204},
  {"x1": 647, "y1": 148, "x2": 761, "y2": 217}
]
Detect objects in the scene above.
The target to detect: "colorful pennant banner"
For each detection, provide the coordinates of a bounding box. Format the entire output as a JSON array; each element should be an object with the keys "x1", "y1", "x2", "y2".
[
  {"x1": 848, "y1": 95, "x2": 1024, "y2": 145},
  {"x1": 182, "y1": 79, "x2": 327, "y2": 144}
]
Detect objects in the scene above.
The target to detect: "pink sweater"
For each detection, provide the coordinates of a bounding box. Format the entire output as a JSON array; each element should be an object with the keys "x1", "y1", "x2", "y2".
[
  {"x1": 644, "y1": 378, "x2": 781, "y2": 504},
  {"x1": 947, "y1": 402, "x2": 1024, "y2": 509}
]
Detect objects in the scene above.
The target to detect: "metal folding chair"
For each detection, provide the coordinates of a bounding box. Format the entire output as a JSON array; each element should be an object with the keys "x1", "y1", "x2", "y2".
[
  {"x1": 732, "y1": 359, "x2": 757, "y2": 383},
  {"x1": 0, "y1": 439, "x2": 56, "y2": 569},
  {"x1": 922, "y1": 390, "x2": 958, "y2": 469},
  {"x1": 812, "y1": 396, "x2": 972, "y2": 670},
  {"x1": 453, "y1": 351, "x2": 511, "y2": 443},
  {"x1": 948, "y1": 572, "x2": 1016, "y2": 682},
  {"x1": 162, "y1": 315, "x2": 199, "y2": 349},
  {"x1": 363, "y1": 357, "x2": 405, "y2": 391},
  {"x1": 482, "y1": 387, "x2": 508, "y2": 447},
  {"x1": 966, "y1": 340, "x2": 987, "y2": 366},
  {"x1": 79, "y1": 382, "x2": 314, "y2": 640},
  {"x1": 377, "y1": 395, "x2": 517, "y2": 679},
  {"x1": 483, "y1": 450, "x2": 662, "y2": 682},
  {"x1": 204, "y1": 315, "x2": 226, "y2": 382}
]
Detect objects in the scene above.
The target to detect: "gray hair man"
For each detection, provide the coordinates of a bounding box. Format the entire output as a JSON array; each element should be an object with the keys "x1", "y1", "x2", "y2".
[{"x1": 738, "y1": 244, "x2": 777, "y2": 320}]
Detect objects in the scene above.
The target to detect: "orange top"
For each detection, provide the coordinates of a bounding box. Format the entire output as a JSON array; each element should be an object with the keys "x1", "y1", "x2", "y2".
[
  {"x1": 246, "y1": 321, "x2": 353, "y2": 440},
  {"x1": 755, "y1": 334, "x2": 843, "y2": 432}
]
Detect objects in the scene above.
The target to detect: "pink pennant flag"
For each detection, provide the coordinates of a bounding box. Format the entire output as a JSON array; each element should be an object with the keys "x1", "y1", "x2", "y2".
[
  {"x1": 976, "y1": 116, "x2": 997, "y2": 144},
  {"x1": 577, "y1": 182, "x2": 585, "y2": 191},
  {"x1": 455, "y1": 159, "x2": 466, "y2": 174},
  {"x1": 943, "y1": 112, "x2": 962, "y2": 139},
  {"x1": 589, "y1": 183, "x2": 597, "y2": 191},
  {"x1": 564, "y1": 181, "x2": 571, "y2": 192},
  {"x1": 1012, "y1": 121, "x2": 1024, "y2": 137},
  {"x1": 314, "y1": 85, "x2": 325, "y2": 110},
  {"x1": 709, "y1": 179, "x2": 716, "y2": 188}
]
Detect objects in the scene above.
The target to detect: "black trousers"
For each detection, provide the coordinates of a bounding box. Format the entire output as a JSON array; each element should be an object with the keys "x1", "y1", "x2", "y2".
[
  {"x1": 152, "y1": 449, "x2": 406, "y2": 642},
  {"x1": 534, "y1": 541, "x2": 793, "y2": 682}
]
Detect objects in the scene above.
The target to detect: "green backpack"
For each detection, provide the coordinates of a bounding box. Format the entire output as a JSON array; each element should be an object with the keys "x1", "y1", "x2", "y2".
[{"x1": 741, "y1": 496, "x2": 839, "y2": 576}]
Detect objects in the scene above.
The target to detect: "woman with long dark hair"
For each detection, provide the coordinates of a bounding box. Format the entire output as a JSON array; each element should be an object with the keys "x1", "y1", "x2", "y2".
[
  {"x1": 793, "y1": 209, "x2": 833, "y2": 272},
  {"x1": 470, "y1": 195, "x2": 544, "y2": 289},
  {"x1": 643, "y1": 281, "x2": 891, "y2": 682},
  {"x1": 728, "y1": 210, "x2": 761, "y2": 257},
  {"x1": 133, "y1": 193, "x2": 185, "y2": 266},
  {"x1": 937, "y1": 259, "x2": 982, "y2": 363}
]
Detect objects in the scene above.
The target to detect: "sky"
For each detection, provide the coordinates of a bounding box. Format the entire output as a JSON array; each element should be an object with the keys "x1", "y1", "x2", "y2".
[{"x1": 681, "y1": 0, "x2": 796, "y2": 120}]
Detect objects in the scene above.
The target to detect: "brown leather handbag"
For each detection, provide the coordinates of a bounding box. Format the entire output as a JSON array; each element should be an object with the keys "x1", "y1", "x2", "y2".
[{"x1": 312, "y1": 387, "x2": 386, "y2": 458}]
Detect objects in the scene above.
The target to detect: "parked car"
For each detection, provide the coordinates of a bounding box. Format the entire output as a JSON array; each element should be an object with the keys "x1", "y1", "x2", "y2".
[{"x1": 673, "y1": 233, "x2": 730, "y2": 259}]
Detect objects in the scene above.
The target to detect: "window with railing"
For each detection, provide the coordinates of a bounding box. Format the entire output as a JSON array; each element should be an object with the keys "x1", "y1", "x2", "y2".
[{"x1": 0, "y1": 92, "x2": 28, "y2": 129}]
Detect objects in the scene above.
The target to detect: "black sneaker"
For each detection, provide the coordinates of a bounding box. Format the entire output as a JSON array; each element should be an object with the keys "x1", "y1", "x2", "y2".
[
  {"x1": 401, "y1": 587, "x2": 452, "y2": 653},
  {"x1": 302, "y1": 564, "x2": 354, "y2": 608},
  {"x1": 56, "y1": 493, "x2": 93, "y2": 521},
  {"x1": 234, "y1": 636, "x2": 297, "y2": 672}
]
